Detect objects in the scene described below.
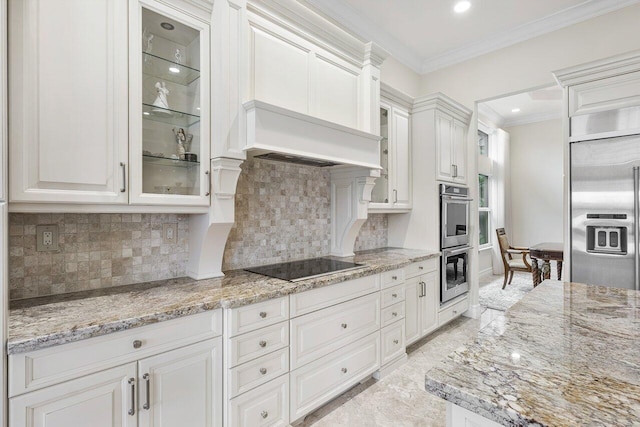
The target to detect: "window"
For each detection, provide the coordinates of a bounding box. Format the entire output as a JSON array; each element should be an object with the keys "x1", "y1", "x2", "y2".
[
  {"x1": 479, "y1": 173, "x2": 490, "y2": 246},
  {"x1": 478, "y1": 130, "x2": 489, "y2": 156}
]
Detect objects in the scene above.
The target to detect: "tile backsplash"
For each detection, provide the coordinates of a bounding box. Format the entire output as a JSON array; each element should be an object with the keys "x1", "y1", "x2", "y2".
[
  {"x1": 8, "y1": 159, "x2": 389, "y2": 299},
  {"x1": 9, "y1": 213, "x2": 188, "y2": 300}
]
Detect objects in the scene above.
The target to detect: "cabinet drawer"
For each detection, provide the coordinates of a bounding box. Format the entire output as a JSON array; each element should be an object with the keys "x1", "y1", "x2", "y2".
[
  {"x1": 226, "y1": 297, "x2": 289, "y2": 337},
  {"x1": 381, "y1": 322, "x2": 405, "y2": 366},
  {"x1": 438, "y1": 296, "x2": 469, "y2": 326},
  {"x1": 290, "y1": 332, "x2": 379, "y2": 422},
  {"x1": 405, "y1": 259, "x2": 437, "y2": 278},
  {"x1": 380, "y1": 268, "x2": 404, "y2": 289},
  {"x1": 290, "y1": 293, "x2": 380, "y2": 369},
  {"x1": 381, "y1": 283, "x2": 405, "y2": 308},
  {"x1": 381, "y1": 301, "x2": 405, "y2": 328},
  {"x1": 228, "y1": 374, "x2": 289, "y2": 427},
  {"x1": 227, "y1": 321, "x2": 289, "y2": 368},
  {"x1": 9, "y1": 310, "x2": 222, "y2": 397},
  {"x1": 290, "y1": 275, "x2": 379, "y2": 317},
  {"x1": 228, "y1": 348, "x2": 289, "y2": 399}
]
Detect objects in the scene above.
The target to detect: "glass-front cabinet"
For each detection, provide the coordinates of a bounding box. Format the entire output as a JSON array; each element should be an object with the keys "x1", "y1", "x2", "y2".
[
  {"x1": 129, "y1": 0, "x2": 210, "y2": 206},
  {"x1": 371, "y1": 106, "x2": 390, "y2": 204}
]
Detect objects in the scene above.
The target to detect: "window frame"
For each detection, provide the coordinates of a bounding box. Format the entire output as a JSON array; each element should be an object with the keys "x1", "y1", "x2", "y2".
[{"x1": 477, "y1": 122, "x2": 494, "y2": 251}]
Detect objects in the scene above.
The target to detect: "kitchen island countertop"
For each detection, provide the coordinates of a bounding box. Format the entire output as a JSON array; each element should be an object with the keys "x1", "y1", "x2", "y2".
[
  {"x1": 9, "y1": 247, "x2": 438, "y2": 355},
  {"x1": 425, "y1": 280, "x2": 640, "y2": 426}
]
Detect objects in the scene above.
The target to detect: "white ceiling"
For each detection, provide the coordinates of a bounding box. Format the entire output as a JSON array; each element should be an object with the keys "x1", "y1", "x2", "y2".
[
  {"x1": 305, "y1": 0, "x2": 640, "y2": 73},
  {"x1": 480, "y1": 86, "x2": 563, "y2": 127}
]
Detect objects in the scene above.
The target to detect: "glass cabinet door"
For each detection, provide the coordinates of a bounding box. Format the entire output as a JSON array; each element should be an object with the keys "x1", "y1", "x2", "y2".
[
  {"x1": 371, "y1": 106, "x2": 390, "y2": 204},
  {"x1": 130, "y1": 0, "x2": 210, "y2": 206}
]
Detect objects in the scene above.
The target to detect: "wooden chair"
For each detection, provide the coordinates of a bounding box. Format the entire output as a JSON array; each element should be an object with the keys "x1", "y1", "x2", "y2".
[{"x1": 496, "y1": 228, "x2": 531, "y2": 289}]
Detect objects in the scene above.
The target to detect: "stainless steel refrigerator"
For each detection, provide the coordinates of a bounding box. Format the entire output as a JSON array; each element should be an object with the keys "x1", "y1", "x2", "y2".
[{"x1": 571, "y1": 107, "x2": 640, "y2": 290}]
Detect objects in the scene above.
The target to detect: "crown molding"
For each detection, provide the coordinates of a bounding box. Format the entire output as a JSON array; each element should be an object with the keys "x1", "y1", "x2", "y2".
[
  {"x1": 477, "y1": 104, "x2": 504, "y2": 128},
  {"x1": 380, "y1": 82, "x2": 414, "y2": 110},
  {"x1": 553, "y1": 48, "x2": 640, "y2": 87},
  {"x1": 502, "y1": 111, "x2": 562, "y2": 128},
  {"x1": 413, "y1": 92, "x2": 472, "y2": 123},
  {"x1": 420, "y1": 0, "x2": 640, "y2": 74},
  {"x1": 302, "y1": 0, "x2": 424, "y2": 73}
]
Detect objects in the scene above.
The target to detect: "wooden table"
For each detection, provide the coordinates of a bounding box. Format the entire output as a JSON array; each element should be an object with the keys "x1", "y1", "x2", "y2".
[{"x1": 530, "y1": 242, "x2": 564, "y2": 287}]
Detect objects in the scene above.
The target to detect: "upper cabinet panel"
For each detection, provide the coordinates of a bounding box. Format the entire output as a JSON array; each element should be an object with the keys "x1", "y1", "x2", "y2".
[
  {"x1": 313, "y1": 55, "x2": 359, "y2": 128},
  {"x1": 9, "y1": 0, "x2": 129, "y2": 204},
  {"x1": 252, "y1": 27, "x2": 310, "y2": 114}
]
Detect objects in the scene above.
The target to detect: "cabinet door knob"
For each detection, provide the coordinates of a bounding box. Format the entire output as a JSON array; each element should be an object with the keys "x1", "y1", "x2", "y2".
[
  {"x1": 392, "y1": 275, "x2": 398, "y2": 280},
  {"x1": 392, "y1": 293, "x2": 398, "y2": 298},
  {"x1": 259, "y1": 311, "x2": 267, "y2": 318},
  {"x1": 259, "y1": 340, "x2": 267, "y2": 348},
  {"x1": 392, "y1": 312, "x2": 398, "y2": 317},
  {"x1": 133, "y1": 340, "x2": 142, "y2": 349},
  {"x1": 260, "y1": 368, "x2": 267, "y2": 375},
  {"x1": 341, "y1": 323, "x2": 348, "y2": 329},
  {"x1": 341, "y1": 367, "x2": 348, "y2": 374},
  {"x1": 261, "y1": 411, "x2": 268, "y2": 419},
  {"x1": 419, "y1": 266, "x2": 424, "y2": 270},
  {"x1": 393, "y1": 339, "x2": 399, "y2": 345}
]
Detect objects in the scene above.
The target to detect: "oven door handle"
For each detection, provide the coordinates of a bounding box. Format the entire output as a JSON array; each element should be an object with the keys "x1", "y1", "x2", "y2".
[
  {"x1": 441, "y1": 195, "x2": 473, "y2": 202},
  {"x1": 444, "y1": 246, "x2": 471, "y2": 256}
]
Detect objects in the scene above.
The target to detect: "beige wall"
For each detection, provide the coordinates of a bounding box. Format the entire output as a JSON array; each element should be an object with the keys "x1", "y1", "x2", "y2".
[
  {"x1": 380, "y1": 56, "x2": 421, "y2": 98},
  {"x1": 419, "y1": 4, "x2": 640, "y2": 105},
  {"x1": 506, "y1": 119, "x2": 563, "y2": 247}
]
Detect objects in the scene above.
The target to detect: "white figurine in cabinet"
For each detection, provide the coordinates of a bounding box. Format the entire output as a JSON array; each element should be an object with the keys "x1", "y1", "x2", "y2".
[{"x1": 153, "y1": 81, "x2": 170, "y2": 110}]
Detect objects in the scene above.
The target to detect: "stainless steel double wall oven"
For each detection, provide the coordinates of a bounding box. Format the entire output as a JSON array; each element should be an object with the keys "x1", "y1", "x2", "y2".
[{"x1": 440, "y1": 184, "x2": 471, "y2": 303}]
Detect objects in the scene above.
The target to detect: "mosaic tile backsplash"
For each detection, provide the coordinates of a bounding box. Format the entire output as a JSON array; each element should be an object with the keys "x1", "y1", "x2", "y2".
[
  {"x1": 9, "y1": 213, "x2": 188, "y2": 300},
  {"x1": 8, "y1": 159, "x2": 388, "y2": 299}
]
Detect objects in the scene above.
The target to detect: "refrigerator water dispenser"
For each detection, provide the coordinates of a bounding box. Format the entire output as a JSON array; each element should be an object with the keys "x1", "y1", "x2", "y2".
[{"x1": 586, "y1": 225, "x2": 626, "y2": 254}]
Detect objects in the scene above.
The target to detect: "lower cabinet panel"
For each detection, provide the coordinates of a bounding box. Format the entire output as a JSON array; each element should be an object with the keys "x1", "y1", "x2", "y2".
[
  {"x1": 9, "y1": 363, "x2": 137, "y2": 427},
  {"x1": 289, "y1": 332, "x2": 380, "y2": 422},
  {"x1": 228, "y1": 374, "x2": 289, "y2": 427},
  {"x1": 380, "y1": 321, "x2": 405, "y2": 366}
]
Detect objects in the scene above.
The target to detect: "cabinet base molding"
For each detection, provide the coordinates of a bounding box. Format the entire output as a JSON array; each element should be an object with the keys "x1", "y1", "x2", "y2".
[{"x1": 372, "y1": 353, "x2": 408, "y2": 381}]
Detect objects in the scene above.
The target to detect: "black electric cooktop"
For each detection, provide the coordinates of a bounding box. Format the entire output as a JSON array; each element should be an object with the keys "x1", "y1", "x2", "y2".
[{"x1": 245, "y1": 257, "x2": 364, "y2": 282}]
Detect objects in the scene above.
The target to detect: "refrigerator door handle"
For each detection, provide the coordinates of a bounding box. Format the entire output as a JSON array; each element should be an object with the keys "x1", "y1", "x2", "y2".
[{"x1": 634, "y1": 167, "x2": 639, "y2": 291}]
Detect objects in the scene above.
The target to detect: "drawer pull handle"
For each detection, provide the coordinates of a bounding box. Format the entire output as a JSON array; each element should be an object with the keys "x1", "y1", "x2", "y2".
[
  {"x1": 392, "y1": 312, "x2": 398, "y2": 317},
  {"x1": 393, "y1": 339, "x2": 399, "y2": 345},
  {"x1": 133, "y1": 340, "x2": 142, "y2": 349},
  {"x1": 143, "y1": 373, "x2": 150, "y2": 410},
  {"x1": 260, "y1": 368, "x2": 267, "y2": 375},
  {"x1": 341, "y1": 323, "x2": 348, "y2": 329},
  {"x1": 128, "y1": 378, "x2": 136, "y2": 416},
  {"x1": 392, "y1": 293, "x2": 398, "y2": 298},
  {"x1": 259, "y1": 340, "x2": 267, "y2": 348},
  {"x1": 419, "y1": 266, "x2": 424, "y2": 270},
  {"x1": 341, "y1": 368, "x2": 348, "y2": 374},
  {"x1": 392, "y1": 275, "x2": 398, "y2": 280},
  {"x1": 261, "y1": 411, "x2": 269, "y2": 419},
  {"x1": 259, "y1": 311, "x2": 267, "y2": 318}
]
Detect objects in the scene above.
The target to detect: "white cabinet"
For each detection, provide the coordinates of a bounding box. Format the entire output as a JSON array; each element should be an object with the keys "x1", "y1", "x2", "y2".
[
  {"x1": 9, "y1": 311, "x2": 223, "y2": 427},
  {"x1": 8, "y1": 0, "x2": 129, "y2": 205},
  {"x1": 137, "y1": 339, "x2": 221, "y2": 427},
  {"x1": 10, "y1": 363, "x2": 137, "y2": 427},
  {"x1": 436, "y1": 112, "x2": 468, "y2": 184},
  {"x1": 370, "y1": 100, "x2": 412, "y2": 212},
  {"x1": 404, "y1": 260, "x2": 439, "y2": 346},
  {"x1": 8, "y1": 0, "x2": 212, "y2": 210}
]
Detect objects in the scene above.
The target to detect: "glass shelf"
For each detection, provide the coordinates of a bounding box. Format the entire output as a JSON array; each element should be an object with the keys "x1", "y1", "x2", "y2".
[
  {"x1": 142, "y1": 103, "x2": 200, "y2": 127},
  {"x1": 143, "y1": 154, "x2": 200, "y2": 168},
  {"x1": 143, "y1": 52, "x2": 200, "y2": 86}
]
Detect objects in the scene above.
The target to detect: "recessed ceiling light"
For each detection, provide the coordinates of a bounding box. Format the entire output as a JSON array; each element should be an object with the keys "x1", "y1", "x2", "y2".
[
  {"x1": 169, "y1": 67, "x2": 180, "y2": 73},
  {"x1": 160, "y1": 22, "x2": 175, "y2": 31},
  {"x1": 454, "y1": 1, "x2": 471, "y2": 13},
  {"x1": 512, "y1": 108, "x2": 521, "y2": 113}
]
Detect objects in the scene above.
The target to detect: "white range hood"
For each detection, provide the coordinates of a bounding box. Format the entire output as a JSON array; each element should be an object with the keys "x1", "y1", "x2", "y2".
[{"x1": 244, "y1": 100, "x2": 381, "y2": 169}]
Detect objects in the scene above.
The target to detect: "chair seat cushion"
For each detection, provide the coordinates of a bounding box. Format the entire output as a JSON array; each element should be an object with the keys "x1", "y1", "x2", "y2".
[{"x1": 507, "y1": 259, "x2": 528, "y2": 269}]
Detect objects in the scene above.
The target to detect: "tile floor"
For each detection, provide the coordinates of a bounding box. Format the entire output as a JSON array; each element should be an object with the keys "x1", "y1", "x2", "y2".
[{"x1": 301, "y1": 308, "x2": 505, "y2": 426}]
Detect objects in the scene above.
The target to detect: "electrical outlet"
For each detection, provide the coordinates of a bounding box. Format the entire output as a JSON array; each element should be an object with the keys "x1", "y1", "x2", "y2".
[
  {"x1": 37, "y1": 225, "x2": 59, "y2": 252},
  {"x1": 163, "y1": 223, "x2": 177, "y2": 244}
]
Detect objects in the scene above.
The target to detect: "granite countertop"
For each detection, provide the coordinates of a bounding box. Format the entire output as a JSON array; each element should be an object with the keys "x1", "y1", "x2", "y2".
[
  {"x1": 8, "y1": 247, "x2": 439, "y2": 355},
  {"x1": 425, "y1": 280, "x2": 640, "y2": 426}
]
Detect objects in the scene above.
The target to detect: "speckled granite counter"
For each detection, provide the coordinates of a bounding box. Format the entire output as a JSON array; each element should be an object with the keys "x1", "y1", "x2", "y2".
[
  {"x1": 9, "y1": 247, "x2": 438, "y2": 355},
  {"x1": 425, "y1": 280, "x2": 640, "y2": 426}
]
